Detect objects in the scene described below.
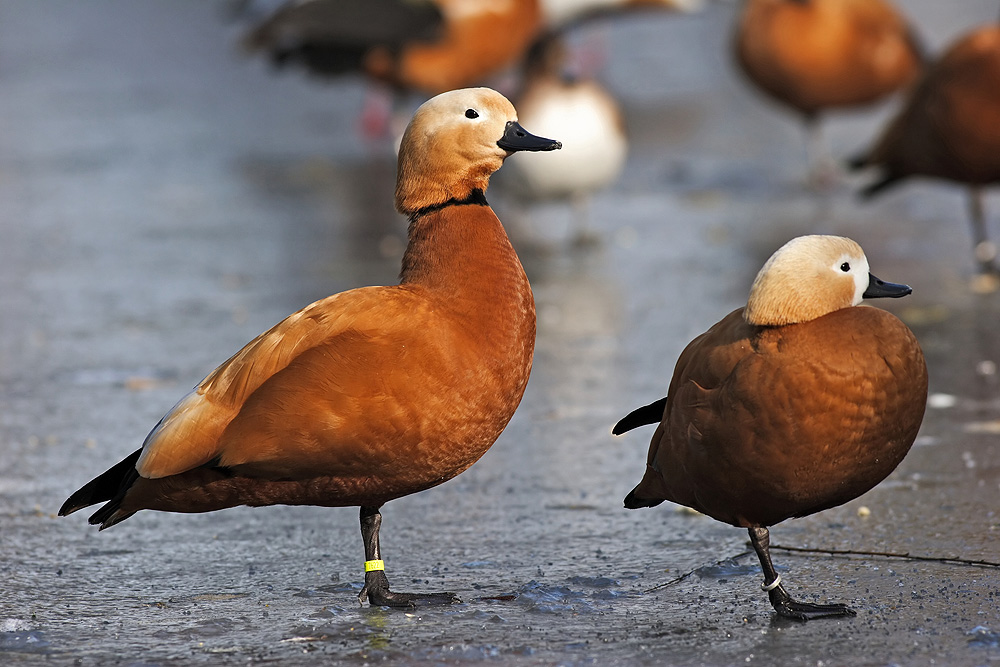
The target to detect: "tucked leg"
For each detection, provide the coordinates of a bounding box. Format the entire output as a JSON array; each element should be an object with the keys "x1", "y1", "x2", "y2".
[
  {"x1": 748, "y1": 526, "x2": 856, "y2": 621},
  {"x1": 357, "y1": 505, "x2": 459, "y2": 607}
]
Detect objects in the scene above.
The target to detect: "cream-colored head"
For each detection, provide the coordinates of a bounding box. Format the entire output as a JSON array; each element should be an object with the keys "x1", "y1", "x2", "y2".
[
  {"x1": 394, "y1": 88, "x2": 560, "y2": 215},
  {"x1": 744, "y1": 235, "x2": 874, "y2": 326}
]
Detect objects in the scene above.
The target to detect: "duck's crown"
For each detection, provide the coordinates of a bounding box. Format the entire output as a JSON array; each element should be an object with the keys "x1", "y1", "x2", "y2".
[{"x1": 744, "y1": 235, "x2": 871, "y2": 326}]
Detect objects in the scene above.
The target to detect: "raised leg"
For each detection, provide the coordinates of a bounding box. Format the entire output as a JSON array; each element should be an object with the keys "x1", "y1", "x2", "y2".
[
  {"x1": 748, "y1": 526, "x2": 856, "y2": 621},
  {"x1": 357, "y1": 505, "x2": 459, "y2": 608}
]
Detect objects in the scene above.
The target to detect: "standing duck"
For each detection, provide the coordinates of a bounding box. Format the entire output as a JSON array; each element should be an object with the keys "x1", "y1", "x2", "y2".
[
  {"x1": 59, "y1": 88, "x2": 561, "y2": 607},
  {"x1": 850, "y1": 22, "x2": 1000, "y2": 278},
  {"x1": 614, "y1": 235, "x2": 927, "y2": 620},
  {"x1": 733, "y1": 0, "x2": 923, "y2": 182}
]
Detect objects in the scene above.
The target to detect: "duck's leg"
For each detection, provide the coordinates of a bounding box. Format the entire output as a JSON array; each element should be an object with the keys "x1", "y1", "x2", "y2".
[
  {"x1": 569, "y1": 191, "x2": 601, "y2": 248},
  {"x1": 748, "y1": 526, "x2": 855, "y2": 621},
  {"x1": 357, "y1": 505, "x2": 459, "y2": 607},
  {"x1": 968, "y1": 187, "x2": 997, "y2": 274},
  {"x1": 803, "y1": 116, "x2": 837, "y2": 191}
]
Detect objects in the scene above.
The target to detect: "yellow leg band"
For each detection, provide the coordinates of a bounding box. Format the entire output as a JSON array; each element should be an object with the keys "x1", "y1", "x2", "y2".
[{"x1": 365, "y1": 559, "x2": 385, "y2": 572}]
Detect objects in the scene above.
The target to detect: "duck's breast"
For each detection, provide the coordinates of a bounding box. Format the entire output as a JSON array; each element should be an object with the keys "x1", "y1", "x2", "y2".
[{"x1": 657, "y1": 305, "x2": 926, "y2": 527}]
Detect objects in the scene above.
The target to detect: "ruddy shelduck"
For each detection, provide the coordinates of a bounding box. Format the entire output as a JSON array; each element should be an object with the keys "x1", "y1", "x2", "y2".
[
  {"x1": 60, "y1": 88, "x2": 561, "y2": 607},
  {"x1": 615, "y1": 235, "x2": 927, "y2": 620},
  {"x1": 733, "y1": 0, "x2": 923, "y2": 178},
  {"x1": 851, "y1": 23, "x2": 1000, "y2": 276}
]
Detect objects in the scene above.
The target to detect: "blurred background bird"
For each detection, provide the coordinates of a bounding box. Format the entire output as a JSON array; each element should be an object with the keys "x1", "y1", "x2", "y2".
[
  {"x1": 497, "y1": 36, "x2": 628, "y2": 246},
  {"x1": 733, "y1": 0, "x2": 924, "y2": 187},
  {"x1": 238, "y1": 0, "x2": 702, "y2": 139},
  {"x1": 850, "y1": 20, "x2": 1000, "y2": 290},
  {"x1": 239, "y1": 0, "x2": 543, "y2": 139}
]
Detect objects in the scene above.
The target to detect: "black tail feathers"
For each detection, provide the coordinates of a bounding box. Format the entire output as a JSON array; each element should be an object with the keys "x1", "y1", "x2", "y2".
[
  {"x1": 612, "y1": 397, "x2": 667, "y2": 436},
  {"x1": 845, "y1": 153, "x2": 902, "y2": 200},
  {"x1": 845, "y1": 150, "x2": 871, "y2": 173},
  {"x1": 623, "y1": 488, "x2": 664, "y2": 510},
  {"x1": 59, "y1": 448, "x2": 142, "y2": 527}
]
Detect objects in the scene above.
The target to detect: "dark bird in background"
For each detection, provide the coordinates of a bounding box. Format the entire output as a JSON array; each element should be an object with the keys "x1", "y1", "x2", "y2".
[
  {"x1": 239, "y1": 0, "x2": 444, "y2": 83},
  {"x1": 615, "y1": 235, "x2": 927, "y2": 620},
  {"x1": 237, "y1": 0, "x2": 700, "y2": 138},
  {"x1": 850, "y1": 21, "x2": 1000, "y2": 283},
  {"x1": 240, "y1": 0, "x2": 544, "y2": 136},
  {"x1": 241, "y1": 0, "x2": 547, "y2": 95},
  {"x1": 733, "y1": 0, "x2": 924, "y2": 184},
  {"x1": 59, "y1": 88, "x2": 561, "y2": 608}
]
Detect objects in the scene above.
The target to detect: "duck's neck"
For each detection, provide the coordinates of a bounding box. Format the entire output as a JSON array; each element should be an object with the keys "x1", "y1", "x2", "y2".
[{"x1": 399, "y1": 192, "x2": 532, "y2": 317}]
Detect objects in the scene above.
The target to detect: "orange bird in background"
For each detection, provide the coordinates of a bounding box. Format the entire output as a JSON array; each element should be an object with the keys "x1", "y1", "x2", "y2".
[{"x1": 733, "y1": 0, "x2": 924, "y2": 182}]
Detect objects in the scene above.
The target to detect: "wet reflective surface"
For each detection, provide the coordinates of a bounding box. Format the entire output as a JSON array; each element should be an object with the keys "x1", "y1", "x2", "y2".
[{"x1": 2, "y1": 1, "x2": 1000, "y2": 664}]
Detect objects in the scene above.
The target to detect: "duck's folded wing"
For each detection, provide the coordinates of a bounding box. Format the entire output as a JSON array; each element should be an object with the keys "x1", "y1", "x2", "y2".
[{"x1": 135, "y1": 290, "x2": 373, "y2": 479}]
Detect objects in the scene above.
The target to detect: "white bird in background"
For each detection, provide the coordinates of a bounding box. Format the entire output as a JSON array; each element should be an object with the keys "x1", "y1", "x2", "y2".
[{"x1": 500, "y1": 36, "x2": 628, "y2": 245}]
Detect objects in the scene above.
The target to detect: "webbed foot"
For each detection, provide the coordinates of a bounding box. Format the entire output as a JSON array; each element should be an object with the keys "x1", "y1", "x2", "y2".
[
  {"x1": 767, "y1": 583, "x2": 855, "y2": 621},
  {"x1": 359, "y1": 572, "x2": 459, "y2": 608}
]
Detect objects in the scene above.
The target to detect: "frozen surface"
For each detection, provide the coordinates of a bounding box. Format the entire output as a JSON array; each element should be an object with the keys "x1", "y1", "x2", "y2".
[{"x1": 1, "y1": 1, "x2": 999, "y2": 665}]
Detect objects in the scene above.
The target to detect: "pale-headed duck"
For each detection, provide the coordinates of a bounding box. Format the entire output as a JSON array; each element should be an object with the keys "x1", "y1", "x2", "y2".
[
  {"x1": 60, "y1": 88, "x2": 561, "y2": 608},
  {"x1": 615, "y1": 235, "x2": 927, "y2": 620}
]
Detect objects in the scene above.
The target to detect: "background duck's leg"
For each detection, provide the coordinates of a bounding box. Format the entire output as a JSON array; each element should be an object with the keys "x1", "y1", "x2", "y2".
[
  {"x1": 803, "y1": 115, "x2": 837, "y2": 190},
  {"x1": 748, "y1": 526, "x2": 856, "y2": 621},
  {"x1": 358, "y1": 505, "x2": 459, "y2": 607},
  {"x1": 968, "y1": 187, "x2": 998, "y2": 274}
]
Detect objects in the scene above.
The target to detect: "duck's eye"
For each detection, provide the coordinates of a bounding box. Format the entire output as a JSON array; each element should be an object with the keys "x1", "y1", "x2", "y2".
[
  {"x1": 840, "y1": 262, "x2": 851, "y2": 272},
  {"x1": 465, "y1": 109, "x2": 479, "y2": 119}
]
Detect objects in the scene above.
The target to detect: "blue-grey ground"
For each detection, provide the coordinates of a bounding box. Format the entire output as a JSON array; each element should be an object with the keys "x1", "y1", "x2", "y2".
[{"x1": 1, "y1": 1, "x2": 999, "y2": 665}]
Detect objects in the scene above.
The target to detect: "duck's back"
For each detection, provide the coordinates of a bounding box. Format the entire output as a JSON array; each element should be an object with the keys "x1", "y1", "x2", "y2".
[{"x1": 641, "y1": 305, "x2": 926, "y2": 527}]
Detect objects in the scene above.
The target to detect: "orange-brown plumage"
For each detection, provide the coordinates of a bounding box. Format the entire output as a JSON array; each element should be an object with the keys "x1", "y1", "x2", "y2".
[
  {"x1": 734, "y1": 0, "x2": 922, "y2": 118},
  {"x1": 387, "y1": 0, "x2": 543, "y2": 94},
  {"x1": 60, "y1": 88, "x2": 561, "y2": 607},
  {"x1": 854, "y1": 25, "x2": 1000, "y2": 188},
  {"x1": 617, "y1": 235, "x2": 927, "y2": 620},
  {"x1": 851, "y1": 24, "x2": 1000, "y2": 273},
  {"x1": 629, "y1": 305, "x2": 926, "y2": 529}
]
